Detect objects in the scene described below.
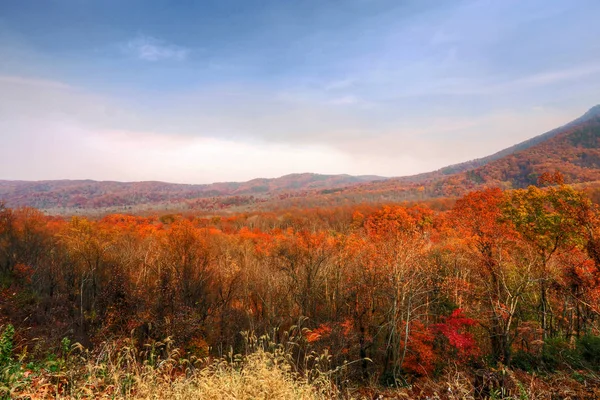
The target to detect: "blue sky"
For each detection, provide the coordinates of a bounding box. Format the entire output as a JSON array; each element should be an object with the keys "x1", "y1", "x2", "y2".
[{"x1": 1, "y1": 0, "x2": 600, "y2": 183}]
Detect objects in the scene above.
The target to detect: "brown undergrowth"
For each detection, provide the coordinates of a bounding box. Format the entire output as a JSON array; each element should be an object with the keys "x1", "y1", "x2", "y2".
[
  {"x1": 3, "y1": 328, "x2": 343, "y2": 400},
  {"x1": 5, "y1": 339, "x2": 600, "y2": 399}
]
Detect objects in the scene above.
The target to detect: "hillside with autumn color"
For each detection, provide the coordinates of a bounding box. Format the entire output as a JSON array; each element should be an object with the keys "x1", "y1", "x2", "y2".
[
  {"x1": 0, "y1": 173, "x2": 384, "y2": 213},
  {"x1": 277, "y1": 105, "x2": 600, "y2": 208},
  {"x1": 439, "y1": 105, "x2": 600, "y2": 188},
  {"x1": 3, "y1": 107, "x2": 600, "y2": 215}
]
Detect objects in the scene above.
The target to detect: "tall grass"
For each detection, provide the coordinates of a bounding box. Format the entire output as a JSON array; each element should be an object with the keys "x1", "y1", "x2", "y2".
[
  {"x1": 4, "y1": 322, "x2": 600, "y2": 399},
  {"x1": 4, "y1": 325, "x2": 342, "y2": 399}
]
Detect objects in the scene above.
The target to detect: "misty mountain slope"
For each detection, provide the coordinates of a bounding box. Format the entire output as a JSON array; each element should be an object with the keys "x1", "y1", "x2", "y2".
[
  {"x1": 301, "y1": 105, "x2": 600, "y2": 204},
  {"x1": 0, "y1": 173, "x2": 385, "y2": 210},
  {"x1": 440, "y1": 105, "x2": 600, "y2": 175},
  {"x1": 3, "y1": 106, "x2": 600, "y2": 213},
  {"x1": 393, "y1": 105, "x2": 600, "y2": 183},
  {"x1": 456, "y1": 106, "x2": 600, "y2": 188}
]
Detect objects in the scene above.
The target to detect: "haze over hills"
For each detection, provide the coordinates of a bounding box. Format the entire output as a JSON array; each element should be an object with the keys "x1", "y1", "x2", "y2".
[
  {"x1": 0, "y1": 173, "x2": 385, "y2": 212},
  {"x1": 342, "y1": 104, "x2": 600, "y2": 199},
  {"x1": 2, "y1": 105, "x2": 600, "y2": 214},
  {"x1": 385, "y1": 104, "x2": 600, "y2": 183}
]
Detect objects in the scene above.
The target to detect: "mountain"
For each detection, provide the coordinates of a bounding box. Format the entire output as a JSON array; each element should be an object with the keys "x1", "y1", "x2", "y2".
[
  {"x1": 392, "y1": 105, "x2": 600, "y2": 183},
  {"x1": 0, "y1": 173, "x2": 385, "y2": 212},
  {"x1": 427, "y1": 104, "x2": 600, "y2": 188},
  {"x1": 320, "y1": 104, "x2": 600, "y2": 203},
  {"x1": 3, "y1": 105, "x2": 600, "y2": 214}
]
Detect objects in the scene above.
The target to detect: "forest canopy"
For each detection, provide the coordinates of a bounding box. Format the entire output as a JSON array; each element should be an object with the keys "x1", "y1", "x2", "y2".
[{"x1": 2, "y1": 181, "x2": 600, "y2": 397}]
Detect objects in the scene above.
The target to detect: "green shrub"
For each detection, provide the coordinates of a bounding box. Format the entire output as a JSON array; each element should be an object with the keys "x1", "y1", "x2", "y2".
[
  {"x1": 0, "y1": 325, "x2": 14, "y2": 369},
  {"x1": 541, "y1": 337, "x2": 574, "y2": 371},
  {"x1": 576, "y1": 334, "x2": 600, "y2": 369},
  {"x1": 0, "y1": 324, "x2": 18, "y2": 399},
  {"x1": 516, "y1": 335, "x2": 600, "y2": 372},
  {"x1": 511, "y1": 350, "x2": 539, "y2": 372}
]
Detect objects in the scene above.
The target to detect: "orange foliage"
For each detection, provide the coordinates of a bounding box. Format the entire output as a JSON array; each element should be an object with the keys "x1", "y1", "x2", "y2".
[
  {"x1": 2, "y1": 180, "x2": 600, "y2": 384},
  {"x1": 305, "y1": 324, "x2": 333, "y2": 343}
]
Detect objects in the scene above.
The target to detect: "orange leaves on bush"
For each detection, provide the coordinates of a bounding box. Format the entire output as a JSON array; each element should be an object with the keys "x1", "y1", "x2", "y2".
[
  {"x1": 305, "y1": 323, "x2": 332, "y2": 343},
  {"x1": 364, "y1": 206, "x2": 415, "y2": 238},
  {"x1": 451, "y1": 188, "x2": 506, "y2": 240},
  {"x1": 340, "y1": 318, "x2": 354, "y2": 337},
  {"x1": 401, "y1": 320, "x2": 435, "y2": 376}
]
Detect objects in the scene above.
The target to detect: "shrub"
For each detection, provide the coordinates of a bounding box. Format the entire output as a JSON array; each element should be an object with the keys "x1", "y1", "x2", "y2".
[
  {"x1": 576, "y1": 334, "x2": 600, "y2": 369},
  {"x1": 511, "y1": 350, "x2": 539, "y2": 372},
  {"x1": 541, "y1": 337, "x2": 574, "y2": 371},
  {"x1": 0, "y1": 325, "x2": 14, "y2": 369},
  {"x1": 0, "y1": 324, "x2": 18, "y2": 399}
]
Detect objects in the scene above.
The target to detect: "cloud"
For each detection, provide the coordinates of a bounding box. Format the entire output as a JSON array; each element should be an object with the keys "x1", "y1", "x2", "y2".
[
  {"x1": 513, "y1": 64, "x2": 600, "y2": 87},
  {"x1": 122, "y1": 34, "x2": 189, "y2": 61},
  {"x1": 0, "y1": 75, "x2": 71, "y2": 89},
  {"x1": 328, "y1": 95, "x2": 360, "y2": 105},
  {"x1": 324, "y1": 78, "x2": 355, "y2": 91},
  {"x1": 460, "y1": 64, "x2": 600, "y2": 96},
  {"x1": 429, "y1": 29, "x2": 459, "y2": 46},
  {"x1": 376, "y1": 63, "x2": 600, "y2": 98},
  {"x1": 0, "y1": 72, "x2": 592, "y2": 183}
]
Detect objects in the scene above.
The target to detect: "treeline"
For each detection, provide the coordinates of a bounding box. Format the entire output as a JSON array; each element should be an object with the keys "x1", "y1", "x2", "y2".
[{"x1": 2, "y1": 178, "x2": 600, "y2": 384}]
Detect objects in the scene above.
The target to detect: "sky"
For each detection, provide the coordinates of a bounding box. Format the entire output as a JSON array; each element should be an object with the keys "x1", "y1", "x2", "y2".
[{"x1": 1, "y1": 0, "x2": 600, "y2": 184}]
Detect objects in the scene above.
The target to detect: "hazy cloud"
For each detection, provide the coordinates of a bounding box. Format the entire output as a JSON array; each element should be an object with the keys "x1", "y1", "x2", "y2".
[
  {"x1": 514, "y1": 64, "x2": 600, "y2": 87},
  {"x1": 0, "y1": 75, "x2": 71, "y2": 89},
  {"x1": 122, "y1": 34, "x2": 189, "y2": 61},
  {"x1": 0, "y1": 74, "x2": 587, "y2": 183},
  {"x1": 324, "y1": 78, "x2": 355, "y2": 91},
  {"x1": 328, "y1": 95, "x2": 360, "y2": 105}
]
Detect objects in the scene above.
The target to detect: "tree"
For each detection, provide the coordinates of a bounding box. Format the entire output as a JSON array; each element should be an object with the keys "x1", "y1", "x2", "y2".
[
  {"x1": 503, "y1": 184, "x2": 587, "y2": 340},
  {"x1": 451, "y1": 188, "x2": 528, "y2": 364}
]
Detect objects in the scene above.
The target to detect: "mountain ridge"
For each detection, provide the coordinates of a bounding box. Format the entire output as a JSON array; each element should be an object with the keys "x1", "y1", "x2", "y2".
[
  {"x1": 328, "y1": 105, "x2": 600, "y2": 203},
  {"x1": 2, "y1": 105, "x2": 600, "y2": 213},
  {"x1": 393, "y1": 105, "x2": 600, "y2": 182},
  {"x1": 1, "y1": 172, "x2": 386, "y2": 187},
  {"x1": 0, "y1": 172, "x2": 386, "y2": 211}
]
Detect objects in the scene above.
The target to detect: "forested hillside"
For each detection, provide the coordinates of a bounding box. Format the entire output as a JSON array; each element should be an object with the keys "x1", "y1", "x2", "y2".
[
  {"x1": 0, "y1": 173, "x2": 384, "y2": 213},
  {"x1": 3, "y1": 179, "x2": 600, "y2": 398},
  {"x1": 307, "y1": 106, "x2": 600, "y2": 206}
]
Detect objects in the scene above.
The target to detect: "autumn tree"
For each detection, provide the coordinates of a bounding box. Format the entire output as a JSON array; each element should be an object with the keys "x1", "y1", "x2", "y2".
[
  {"x1": 451, "y1": 188, "x2": 533, "y2": 365},
  {"x1": 365, "y1": 206, "x2": 433, "y2": 381},
  {"x1": 503, "y1": 184, "x2": 588, "y2": 340}
]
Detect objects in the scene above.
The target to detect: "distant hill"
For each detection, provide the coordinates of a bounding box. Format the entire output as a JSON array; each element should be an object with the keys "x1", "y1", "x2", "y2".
[
  {"x1": 0, "y1": 173, "x2": 385, "y2": 212},
  {"x1": 3, "y1": 105, "x2": 600, "y2": 214}
]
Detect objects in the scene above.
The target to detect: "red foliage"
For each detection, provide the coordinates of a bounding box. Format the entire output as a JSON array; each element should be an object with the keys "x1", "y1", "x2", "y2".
[{"x1": 432, "y1": 309, "x2": 479, "y2": 360}]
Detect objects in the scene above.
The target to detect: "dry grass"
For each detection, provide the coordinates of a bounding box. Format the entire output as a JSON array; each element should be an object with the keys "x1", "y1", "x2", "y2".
[
  {"x1": 134, "y1": 350, "x2": 331, "y2": 400},
  {"x1": 6, "y1": 334, "x2": 600, "y2": 399},
  {"x1": 10, "y1": 350, "x2": 335, "y2": 399},
  {"x1": 9, "y1": 355, "x2": 600, "y2": 399},
  {"x1": 7, "y1": 332, "x2": 340, "y2": 400}
]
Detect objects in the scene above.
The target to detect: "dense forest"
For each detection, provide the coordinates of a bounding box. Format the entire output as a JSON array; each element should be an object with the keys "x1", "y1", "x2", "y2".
[{"x1": 3, "y1": 173, "x2": 600, "y2": 398}]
